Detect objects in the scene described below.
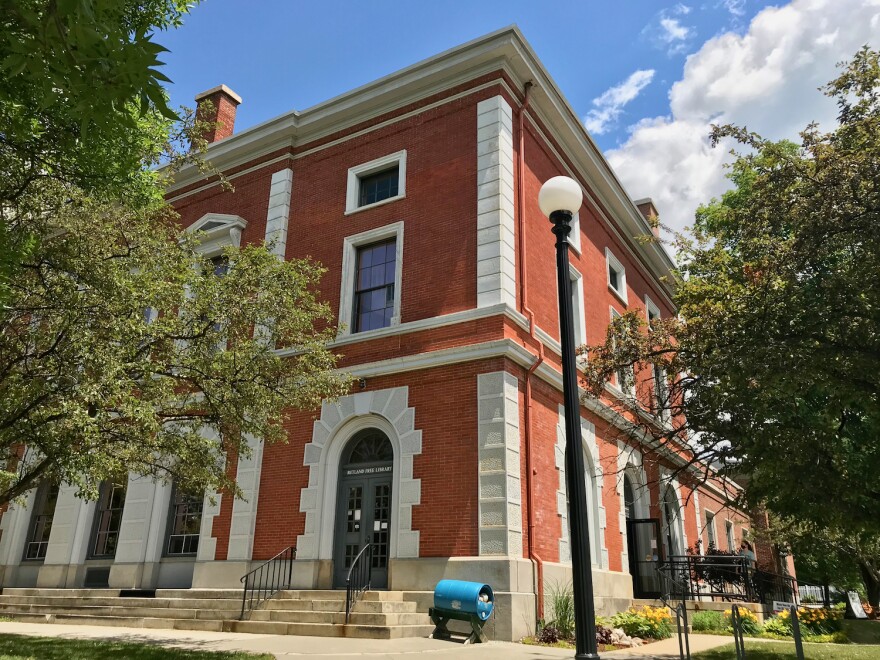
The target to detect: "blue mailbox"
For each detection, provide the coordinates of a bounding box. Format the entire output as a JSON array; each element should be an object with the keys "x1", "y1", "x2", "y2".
[{"x1": 429, "y1": 580, "x2": 494, "y2": 643}]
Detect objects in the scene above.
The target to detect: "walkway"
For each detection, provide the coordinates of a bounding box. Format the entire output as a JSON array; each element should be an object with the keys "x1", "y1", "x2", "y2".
[{"x1": 0, "y1": 621, "x2": 732, "y2": 659}]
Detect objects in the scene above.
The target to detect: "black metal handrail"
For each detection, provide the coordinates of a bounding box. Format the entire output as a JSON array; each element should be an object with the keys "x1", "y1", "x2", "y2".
[
  {"x1": 657, "y1": 554, "x2": 799, "y2": 605},
  {"x1": 345, "y1": 543, "x2": 372, "y2": 624},
  {"x1": 239, "y1": 545, "x2": 295, "y2": 619}
]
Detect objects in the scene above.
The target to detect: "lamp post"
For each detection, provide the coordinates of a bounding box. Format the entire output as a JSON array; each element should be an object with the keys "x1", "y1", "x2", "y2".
[{"x1": 539, "y1": 176, "x2": 600, "y2": 659}]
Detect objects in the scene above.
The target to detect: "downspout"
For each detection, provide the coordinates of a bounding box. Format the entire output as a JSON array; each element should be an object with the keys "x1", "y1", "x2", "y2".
[{"x1": 517, "y1": 81, "x2": 547, "y2": 622}]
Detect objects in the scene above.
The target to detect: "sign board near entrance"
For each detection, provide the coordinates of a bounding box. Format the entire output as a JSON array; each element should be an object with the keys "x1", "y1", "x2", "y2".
[
  {"x1": 345, "y1": 465, "x2": 392, "y2": 477},
  {"x1": 848, "y1": 591, "x2": 868, "y2": 619}
]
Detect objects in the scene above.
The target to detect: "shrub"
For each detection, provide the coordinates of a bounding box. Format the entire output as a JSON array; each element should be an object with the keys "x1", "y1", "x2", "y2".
[
  {"x1": 547, "y1": 583, "x2": 575, "y2": 640},
  {"x1": 763, "y1": 615, "x2": 791, "y2": 636},
  {"x1": 691, "y1": 610, "x2": 725, "y2": 632},
  {"x1": 537, "y1": 625, "x2": 562, "y2": 644},
  {"x1": 724, "y1": 607, "x2": 762, "y2": 635},
  {"x1": 795, "y1": 607, "x2": 843, "y2": 635},
  {"x1": 610, "y1": 605, "x2": 673, "y2": 640}
]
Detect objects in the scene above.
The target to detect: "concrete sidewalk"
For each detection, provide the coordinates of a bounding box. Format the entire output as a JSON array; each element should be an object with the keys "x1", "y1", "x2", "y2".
[{"x1": 0, "y1": 621, "x2": 732, "y2": 658}]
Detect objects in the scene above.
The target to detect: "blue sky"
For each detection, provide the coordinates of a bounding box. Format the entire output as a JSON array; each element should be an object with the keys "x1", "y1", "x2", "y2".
[{"x1": 160, "y1": 0, "x2": 879, "y2": 232}]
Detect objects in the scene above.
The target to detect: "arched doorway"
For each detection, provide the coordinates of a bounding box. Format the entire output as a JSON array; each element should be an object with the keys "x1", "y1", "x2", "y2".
[
  {"x1": 624, "y1": 473, "x2": 661, "y2": 598},
  {"x1": 332, "y1": 429, "x2": 393, "y2": 589}
]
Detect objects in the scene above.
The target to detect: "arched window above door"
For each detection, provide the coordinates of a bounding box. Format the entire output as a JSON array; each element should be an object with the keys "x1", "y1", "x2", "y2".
[{"x1": 342, "y1": 429, "x2": 393, "y2": 466}]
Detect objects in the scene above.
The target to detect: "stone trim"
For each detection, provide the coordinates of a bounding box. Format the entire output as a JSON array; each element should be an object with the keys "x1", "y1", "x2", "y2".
[
  {"x1": 227, "y1": 434, "x2": 265, "y2": 560},
  {"x1": 476, "y1": 372, "x2": 522, "y2": 556},
  {"x1": 476, "y1": 96, "x2": 516, "y2": 309},
  {"x1": 0, "y1": 489, "x2": 37, "y2": 568},
  {"x1": 556, "y1": 407, "x2": 607, "y2": 568},
  {"x1": 265, "y1": 169, "x2": 293, "y2": 258},
  {"x1": 298, "y1": 387, "x2": 421, "y2": 561}
]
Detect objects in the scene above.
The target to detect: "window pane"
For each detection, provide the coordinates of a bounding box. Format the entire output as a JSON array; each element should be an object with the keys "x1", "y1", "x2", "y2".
[
  {"x1": 166, "y1": 488, "x2": 203, "y2": 556},
  {"x1": 358, "y1": 168, "x2": 399, "y2": 207},
  {"x1": 353, "y1": 239, "x2": 396, "y2": 333},
  {"x1": 91, "y1": 482, "x2": 126, "y2": 558},
  {"x1": 609, "y1": 267, "x2": 619, "y2": 290}
]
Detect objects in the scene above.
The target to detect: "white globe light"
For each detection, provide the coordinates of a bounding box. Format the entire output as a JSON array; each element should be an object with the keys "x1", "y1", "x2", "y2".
[{"x1": 538, "y1": 176, "x2": 583, "y2": 218}]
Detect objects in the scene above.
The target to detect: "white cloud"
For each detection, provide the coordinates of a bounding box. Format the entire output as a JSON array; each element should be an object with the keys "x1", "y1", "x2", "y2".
[
  {"x1": 584, "y1": 69, "x2": 656, "y2": 135},
  {"x1": 660, "y1": 17, "x2": 692, "y2": 42},
  {"x1": 723, "y1": 0, "x2": 746, "y2": 16},
  {"x1": 606, "y1": 0, "x2": 880, "y2": 236}
]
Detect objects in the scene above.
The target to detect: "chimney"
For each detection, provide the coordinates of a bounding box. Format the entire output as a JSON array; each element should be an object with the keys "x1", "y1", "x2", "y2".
[
  {"x1": 634, "y1": 197, "x2": 660, "y2": 238},
  {"x1": 194, "y1": 84, "x2": 242, "y2": 144}
]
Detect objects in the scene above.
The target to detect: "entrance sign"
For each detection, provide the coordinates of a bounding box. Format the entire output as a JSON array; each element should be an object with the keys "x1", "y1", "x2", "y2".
[
  {"x1": 344, "y1": 465, "x2": 392, "y2": 477},
  {"x1": 773, "y1": 601, "x2": 797, "y2": 612},
  {"x1": 847, "y1": 591, "x2": 868, "y2": 619}
]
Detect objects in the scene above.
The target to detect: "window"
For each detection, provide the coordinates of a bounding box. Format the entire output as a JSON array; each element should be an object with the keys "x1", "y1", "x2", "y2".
[
  {"x1": 359, "y1": 169, "x2": 399, "y2": 207},
  {"x1": 89, "y1": 482, "x2": 126, "y2": 559},
  {"x1": 610, "y1": 308, "x2": 634, "y2": 394},
  {"x1": 705, "y1": 511, "x2": 718, "y2": 549},
  {"x1": 23, "y1": 482, "x2": 59, "y2": 560},
  {"x1": 346, "y1": 151, "x2": 407, "y2": 214},
  {"x1": 165, "y1": 487, "x2": 203, "y2": 556},
  {"x1": 338, "y1": 222, "x2": 403, "y2": 336},
  {"x1": 605, "y1": 248, "x2": 627, "y2": 305},
  {"x1": 569, "y1": 266, "x2": 586, "y2": 358},
  {"x1": 354, "y1": 239, "x2": 396, "y2": 333},
  {"x1": 569, "y1": 212, "x2": 581, "y2": 253},
  {"x1": 644, "y1": 295, "x2": 669, "y2": 418},
  {"x1": 726, "y1": 520, "x2": 735, "y2": 552}
]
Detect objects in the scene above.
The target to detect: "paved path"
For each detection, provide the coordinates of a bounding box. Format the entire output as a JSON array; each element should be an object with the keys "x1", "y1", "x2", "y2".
[{"x1": 0, "y1": 622, "x2": 732, "y2": 659}]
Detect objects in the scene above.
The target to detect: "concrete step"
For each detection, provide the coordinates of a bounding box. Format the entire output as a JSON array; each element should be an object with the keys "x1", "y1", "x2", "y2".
[
  {"x1": 4, "y1": 612, "x2": 224, "y2": 632},
  {"x1": 261, "y1": 598, "x2": 416, "y2": 613},
  {"x1": 0, "y1": 596, "x2": 240, "y2": 611},
  {"x1": 0, "y1": 603, "x2": 239, "y2": 620},
  {"x1": 248, "y1": 608, "x2": 428, "y2": 626}
]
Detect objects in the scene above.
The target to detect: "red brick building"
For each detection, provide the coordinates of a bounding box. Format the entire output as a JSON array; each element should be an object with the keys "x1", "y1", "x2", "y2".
[{"x1": 0, "y1": 28, "x2": 760, "y2": 640}]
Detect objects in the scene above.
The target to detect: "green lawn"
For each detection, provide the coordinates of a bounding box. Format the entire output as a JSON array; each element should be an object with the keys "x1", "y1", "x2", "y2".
[
  {"x1": 845, "y1": 620, "x2": 880, "y2": 645},
  {"x1": 0, "y1": 634, "x2": 273, "y2": 660},
  {"x1": 694, "y1": 641, "x2": 880, "y2": 659}
]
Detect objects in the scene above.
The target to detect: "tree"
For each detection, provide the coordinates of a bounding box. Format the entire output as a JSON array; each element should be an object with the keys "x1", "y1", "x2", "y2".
[
  {"x1": 584, "y1": 48, "x2": 880, "y2": 537},
  {"x1": 0, "y1": 184, "x2": 349, "y2": 505},
  {"x1": 769, "y1": 519, "x2": 880, "y2": 609},
  {"x1": 0, "y1": 1, "x2": 201, "y2": 300},
  {"x1": 0, "y1": 1, "x2": 351, "y2": 505}
]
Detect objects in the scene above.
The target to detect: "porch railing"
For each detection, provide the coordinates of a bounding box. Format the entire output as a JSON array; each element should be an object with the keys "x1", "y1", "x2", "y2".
[
  {"x1": 345, "y1": 543, "x2": 372, "y2": 624},
  {"x1": 239, "y1": 545, "x2": 296, "y2": 619},
  {"x1": 657, "y1": 554, "x2": 798, "y2": 605}
]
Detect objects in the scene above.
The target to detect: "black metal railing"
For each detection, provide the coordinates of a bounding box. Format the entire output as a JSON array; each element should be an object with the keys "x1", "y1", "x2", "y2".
[
  {"x1": 730, "y1": 604, "x2": 746, "y2": 660},
  {"x1": 239, "y1": 545, "x2": 295, "y2": 619},
  {"x1": 657, "y1": 555, "x2": 798, "y2": 605},
  {"x1": 345, "y1": 543, "x2": 372, "y2": 624}
]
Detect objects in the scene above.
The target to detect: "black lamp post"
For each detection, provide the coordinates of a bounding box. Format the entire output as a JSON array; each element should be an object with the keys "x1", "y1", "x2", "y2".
[{"x1": 539, "y1": 176, "x2": 600, "y2": 659}]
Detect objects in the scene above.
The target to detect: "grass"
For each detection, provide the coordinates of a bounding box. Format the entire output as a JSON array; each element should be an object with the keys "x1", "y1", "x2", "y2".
[
  {"x1": 845, "y1": 619, "x2": 880, "y2": 645},
  {"x1": 0, "y1": 634, "x2": 273, "y2": 660},
  {"x1": 693, "y1": 641, "x2": 880, "y2": 659}
]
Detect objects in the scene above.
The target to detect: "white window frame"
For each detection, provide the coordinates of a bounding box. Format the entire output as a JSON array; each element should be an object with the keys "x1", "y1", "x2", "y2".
[
  {"x1": 345, "y1": 150, "x2": 407, "y2": 215},
  {"x1": 645, "y1": 294, "x2": 670, "y2": 421},
  {"x1": 705, "y1": 510, "x2": 718, "y2": 549},
  {"x1": 187, "y1": 213, "x2": 246, "y2": 258},
  {"x1": 338, "y1": 221, "x2": 404, "y2": 337},
  {"x1": 726, "y1": 519, "x2": 735, "y2": 552},
  {"x1": 569, "y1": 212, "x2": 581, "y2": 254},
  {"x1": 644, "y1": 295, "x2": 661, "y2": 327},
  {"x1": 569, "y1": 266, "x2": 587, "y2": 365},
  {"x1": 609, "y1": 307, "x2": 635, "y2": 396},
  {"x1": 605, "y1": 247, "x2": 628, "y2": 305}
]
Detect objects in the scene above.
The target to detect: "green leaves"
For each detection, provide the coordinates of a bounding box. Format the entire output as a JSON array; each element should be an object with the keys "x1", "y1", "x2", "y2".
[
  {"x1": 0, "y1": 190, "x2": 349, "y2": 505},
  {"x1": 584, "y1": 48, "x2": 880, "y2": 537}
]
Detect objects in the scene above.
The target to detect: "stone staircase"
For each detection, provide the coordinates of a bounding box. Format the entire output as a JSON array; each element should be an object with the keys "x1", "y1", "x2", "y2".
[{"x1": 0, "y1": 588, "x2": 434, "y2": 639}]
